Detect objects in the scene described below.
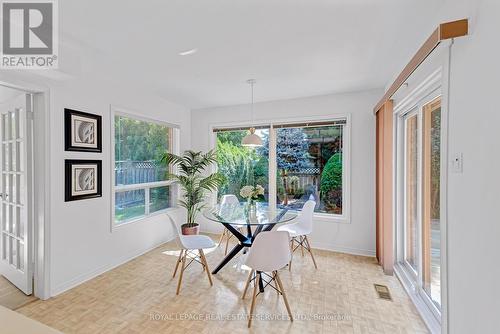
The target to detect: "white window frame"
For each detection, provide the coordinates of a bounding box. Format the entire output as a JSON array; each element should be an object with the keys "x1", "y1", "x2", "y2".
[
  {"x1": 110, "y1": 106, "x2": 180, "y2": 231},
  {"x1": 401, "y1": 107, "x2": 420, "y2": 280},
  {"x1": 209, "y1": 114, "x2": 351, "y2": 224}
]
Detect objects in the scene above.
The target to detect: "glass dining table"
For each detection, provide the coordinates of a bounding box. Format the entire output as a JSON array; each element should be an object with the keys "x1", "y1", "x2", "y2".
[{"x1": 203, "y1": 202, "x2": 298, "y2": 275}]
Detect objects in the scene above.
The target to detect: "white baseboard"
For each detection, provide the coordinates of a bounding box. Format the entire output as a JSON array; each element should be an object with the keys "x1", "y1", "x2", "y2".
[
  {"x1": 306, "y1": 241, "x2": 375, "y2": 257},
  {"x1": 202, "y1": 226, "x2": 375, "y2": 258},
  {"x1": 50, "y1": 236, "x2": 175, "y2": 297}
]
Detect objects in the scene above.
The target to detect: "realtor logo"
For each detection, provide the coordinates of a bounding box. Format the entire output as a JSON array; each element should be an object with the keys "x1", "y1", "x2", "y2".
[{"x1": 1, "y1": 0, "x2": 58, "y2": 69}]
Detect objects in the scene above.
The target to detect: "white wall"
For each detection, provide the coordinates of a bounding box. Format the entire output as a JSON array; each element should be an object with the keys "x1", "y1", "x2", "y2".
[
  {"x1": 440, "y1": 1, "x2": 500, "y2": 333},
  {"x1": 1, "y1": 72, "x2": 190, "y2": 297},
  {"x1": 384, "y1": 1, "x2": 500, "y2": 332},
  {"x1": 49, "y1": 78, "x2": 191, "y2": 296},
  {"x1": 191, "y1": 90, "x2": 381, "y2": 256}
]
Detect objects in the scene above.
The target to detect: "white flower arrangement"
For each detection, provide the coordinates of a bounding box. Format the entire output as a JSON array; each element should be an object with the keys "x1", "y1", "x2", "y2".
[
  {"x1": 240, "y1": 185, "x2": 254, "y2": 198},
  {"x1": 240, "y1": 184, "x2": 265, "y2": 199}
]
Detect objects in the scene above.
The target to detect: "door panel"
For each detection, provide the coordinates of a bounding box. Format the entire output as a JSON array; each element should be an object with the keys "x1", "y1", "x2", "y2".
[
  {"x1": 404, "y1": 114, "x2": 419, "y2": 272},
  {"x1": 0, "y1": 94, "x2": 33, "y2": 295},
  {"x1": 422, "y1": 97, "x2": 442, "y2": 308},
  {"x1": 397, "y1": 92, "x2": 442, "y2": 319}
]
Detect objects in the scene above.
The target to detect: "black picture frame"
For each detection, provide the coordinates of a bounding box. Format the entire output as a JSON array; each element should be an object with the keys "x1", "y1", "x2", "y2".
[
  {"x1": 64, "y1": 108, "x2": 102, "y2": 152},
  {"x1": 65, "y1": 159, "x2": 102, "y2": 202}
]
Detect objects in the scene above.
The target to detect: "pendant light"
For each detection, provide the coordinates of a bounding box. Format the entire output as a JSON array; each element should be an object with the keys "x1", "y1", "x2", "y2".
[{"x1": 241, "y1": 79, "x2": 263, "y2": 147}]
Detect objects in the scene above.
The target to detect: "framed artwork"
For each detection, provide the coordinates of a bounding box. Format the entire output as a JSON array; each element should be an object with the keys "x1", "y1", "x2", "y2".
[
  {"x1": 64, "y1": 108, "x2": 102, "y2": 152},
  {"x1": 65, "y1": 160, "x2": 102, "y2": 201}
]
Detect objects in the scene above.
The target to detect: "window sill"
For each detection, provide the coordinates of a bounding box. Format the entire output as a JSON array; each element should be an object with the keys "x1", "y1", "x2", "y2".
[
  {"x1": 112, "y1": 207, "x2": 178, "y2": 231},
  {"x1": 313, "y1": 212, "x2": 349, "y2": 223}
]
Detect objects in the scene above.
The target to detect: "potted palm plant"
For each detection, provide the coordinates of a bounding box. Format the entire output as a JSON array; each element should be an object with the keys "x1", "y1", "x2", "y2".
[{"x1": 161, "y1": 150, "x2": 224, "y2": 235}]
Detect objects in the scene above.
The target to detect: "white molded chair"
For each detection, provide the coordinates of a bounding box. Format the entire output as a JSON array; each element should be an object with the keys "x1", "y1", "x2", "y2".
[
  {"x1": 242, "y1": 231, "x2": 293, "y2": 328},
  {"x1": 166, "y1": 213, "x2": 215, "y2": 295},
  {"x1": 218, "y1": 194, "x2": 240, "y2": 255},
  {"x1": 277, "y1": 200, "x2": 318, "y2": 270}
]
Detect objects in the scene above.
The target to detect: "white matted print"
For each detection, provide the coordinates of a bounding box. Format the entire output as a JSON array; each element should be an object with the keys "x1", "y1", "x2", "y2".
[
  {"x1": 71, "y1": 115, "x2": 98, "y2": 148},
  {"x1": 72, "y1": 164, "x2": 98, "y2": 196}
]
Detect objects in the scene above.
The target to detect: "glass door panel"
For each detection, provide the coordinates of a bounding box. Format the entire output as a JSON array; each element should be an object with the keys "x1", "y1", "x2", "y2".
[
  {"x1": 0, "y1": 95, "x2": 33, "y2": 295},
  {"x1": 404, "y1": 114, "x2": 419, "y2": 272},
  {"x1": 422, "y1": 97, "x2": 442, "y2": 308},
  {"x1": 397, "y1": 92, "x2": 443, "y2": 323}
]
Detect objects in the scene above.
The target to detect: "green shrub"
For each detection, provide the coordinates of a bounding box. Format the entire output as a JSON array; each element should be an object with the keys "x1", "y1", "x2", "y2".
[
  {"x1": 216, "y1": 137, "x2": 270, "y2": 200},
  {"x1": 320, "y1": 153, "x2": 342, "y2": 192},
  {"x1": 320, "y1": 153, "x2": 342, "y2": 208}
]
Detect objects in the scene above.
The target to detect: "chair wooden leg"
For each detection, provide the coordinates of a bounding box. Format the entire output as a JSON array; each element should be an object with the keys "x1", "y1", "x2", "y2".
[
  {"x1": 300, "y1": 236, "x2": 305, "y2": 257},
  {"x1": 289, "y1": 239, "x2": 294, "y2": 271},
  {"x1": 218, "y1": 229, "x2": 226, "y2": 248},
  {"x1": 200, "y1": 250, "x2": 206, "y2": 272},
  {"x1": 274, "y1": 271, "x2": 293, "y2": 321},
  {"x1": 173, "y1": 249, "x2": 184, "y2": 278},
  {"x1": 304, "y1": 236, "x2": 318, "y2": 269},
  {"x1": 224, "y1": 233, "x2": 230, "y2": 255},
  {"x1": 176, "y1": 250, "x2": 187, "y2": 295},
  {"x1": 248, "y1": 272, "x2": 260, "y2": 328},
  {"x1": 196, "y1": 250, "x2": 206, "y2": 272},
  {"x1": 242, "y1": 269, "x2": 254, "y2": 299},
  {"x1": 199, "y1": 249, "x2": 213, "y2": 286}
]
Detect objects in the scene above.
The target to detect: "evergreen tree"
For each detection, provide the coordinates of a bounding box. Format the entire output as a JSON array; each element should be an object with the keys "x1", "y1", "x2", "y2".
[{"x1": 259, "y1": 128, "x2": 313, "y2": 172}]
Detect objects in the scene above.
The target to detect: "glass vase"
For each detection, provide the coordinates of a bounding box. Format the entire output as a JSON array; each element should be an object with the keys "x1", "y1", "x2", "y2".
[{"x1": 247, "y1": 198, "x2": 257, "y2": 212}]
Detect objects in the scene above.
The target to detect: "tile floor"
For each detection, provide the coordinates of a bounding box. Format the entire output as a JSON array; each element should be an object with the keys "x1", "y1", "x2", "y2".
[{"x1": 16, "y1": 235, "x2": 428, "y2": 333}]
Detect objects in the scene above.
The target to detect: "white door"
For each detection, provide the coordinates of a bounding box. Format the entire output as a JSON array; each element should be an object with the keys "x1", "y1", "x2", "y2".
[{"x1": 0, "y1": 94, "x2": 33, "y2": 295}]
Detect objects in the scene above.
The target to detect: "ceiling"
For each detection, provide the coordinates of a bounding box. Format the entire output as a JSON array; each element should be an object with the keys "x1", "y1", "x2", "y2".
[
  {"x1": 0, "y1": 85, "x2": 25, "y2": 104},
  {"x1": 57, "y1": 0, "x2": 444, "y2": 109}
]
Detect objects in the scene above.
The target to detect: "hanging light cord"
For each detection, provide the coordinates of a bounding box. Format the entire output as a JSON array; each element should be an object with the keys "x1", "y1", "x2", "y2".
[
  {"x1": 246, "y1": 78, "x2": 256, "y2": 127},
  {"x1": 241, "y1": 78, "x2": 262, "y2": 147},
  {"x1": 251, "y1": 80, "x2": 254, "y2": 123}
]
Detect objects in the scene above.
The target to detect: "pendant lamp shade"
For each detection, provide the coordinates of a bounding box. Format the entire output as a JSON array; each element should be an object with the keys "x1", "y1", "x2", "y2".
[
  {"x1": 241, "y1": 79, "x2": 263, "y2": 147},
  {"x1": 241, "y1": 127, "x2": 263, "y2": 147}
]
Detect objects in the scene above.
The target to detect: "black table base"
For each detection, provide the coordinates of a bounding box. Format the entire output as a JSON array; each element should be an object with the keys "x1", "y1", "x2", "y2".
[
  {"x1": 211, "y1": 222, "x2": 274, "y2": 275},
  {"x1": 211, "y1": 208, "x2": 289, "y2": 292}
]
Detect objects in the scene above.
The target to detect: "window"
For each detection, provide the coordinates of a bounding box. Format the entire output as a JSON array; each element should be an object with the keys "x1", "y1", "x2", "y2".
[
  {"x1": 275, "y1": 123, "x2": 345, "y2": 215},
  {"x1": 215, "y1": 128, "x2": 270, "y2": 202},
  {"x1": 214, "y1": 118, "x2": 348, "y2": 219},
  {"x1": 112, "y1": 111, "x2": 177, "y2": 226}
]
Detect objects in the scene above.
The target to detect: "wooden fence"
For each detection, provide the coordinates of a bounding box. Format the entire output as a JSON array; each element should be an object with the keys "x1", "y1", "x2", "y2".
[
  {"x1": 115, "y1": 160, "x2": 166, "y2": 186},
  {"x1": 115, "y1": 161, "x2": 167, "y2": 209}
]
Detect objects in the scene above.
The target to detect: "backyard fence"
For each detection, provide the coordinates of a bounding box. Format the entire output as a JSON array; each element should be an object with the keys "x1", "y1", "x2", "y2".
[
  {"x1": 277, "y1": 168, "x2": 321, "y2": 209},
  {"x1": 115, "y1": 161, "x2": 168, "y2": 209},
  {"x1": 115, "y1": 160, "x2": 167, "y2": 186},
  {"x1": 285, "y1": 167, "x2": 321, "y2": 189}
]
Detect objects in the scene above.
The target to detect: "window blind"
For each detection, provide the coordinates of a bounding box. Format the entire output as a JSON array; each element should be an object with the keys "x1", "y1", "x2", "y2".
[
  {"x1": 272, "y1": 119, "x2": 346, "y2": 129},
  {"x1": 213, "y1": 119, "x2": 346, "y2": 132},
  {"x1": 213, "y1": 125, "x2": 270, "y2": 132}
]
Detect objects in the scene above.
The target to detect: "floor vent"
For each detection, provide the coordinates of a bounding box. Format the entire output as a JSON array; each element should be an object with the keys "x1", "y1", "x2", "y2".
[{"x1": 374, "y1": 284, "x2": 392, "y2": 301}]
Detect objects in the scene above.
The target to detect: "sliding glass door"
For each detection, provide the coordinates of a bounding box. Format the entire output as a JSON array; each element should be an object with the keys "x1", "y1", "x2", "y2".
[{"x1": 397, "y1": 92, "x2": 442, "y2": 321}]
